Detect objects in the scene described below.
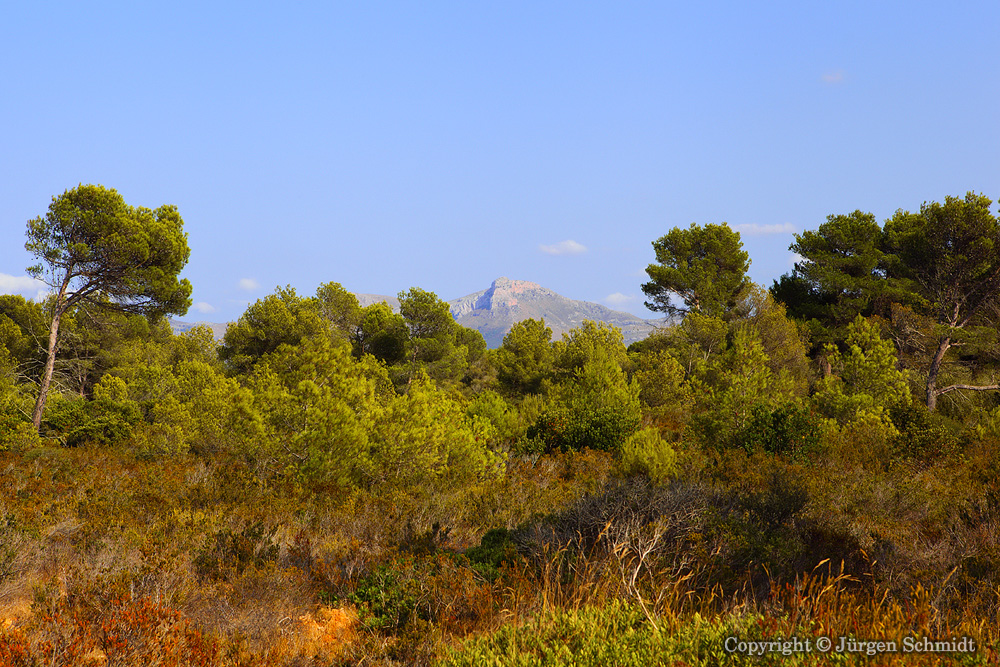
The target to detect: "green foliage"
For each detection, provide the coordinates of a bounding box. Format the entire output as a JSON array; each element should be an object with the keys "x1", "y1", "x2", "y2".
[
  {"x1": 731, "y1": 402, "x2": 820, "y2": 459},
  {"x1": 531, "y1": 342, "x2": 642, "y2": 453},
  {"x1": 813, "y1": 315, "x2": 912, "y2": 424},
  {"x1": 374, "y1": 374, "x2": 504, "y2": 488},
  {"x1": 885, "y1": 192, "x2": 1000, "y2": 326},
  {"x1": 0, "y1": 295, "x2": 47, "y2": 379},
  {"x1": 717, "y1": 463, "x2": 810, "y2": 581},
  {"x1": 356, "y1": 301, "x2": 409, "y2": 364},
  {"x1": 885, "y1": 192, "x2": 1000, "y2": 409},
  {"x1": 398, "y1": 287, "x2": 459, "y2": 378},
  {"x1": 314, "y1": 280, "x2": 363, "y2": 342},
  {"x1": 249, "y1": 336, "x2": 386, "y2": 487},
  {"x1": 441, "y1": 600, "x2": 760, "y2": 667},
  {"x1": 7, "y1": 187, "x2": 1000, "y2": 665},
  {"x1": 555, "y1": 320, "x2": 629, "y2": 375},
  {"x1": 47, "y1": 305, "x2": 171, "y2": 398},
  {"x1": 247, "y1": 337, "x2": 501, "y2": 492},
  {"x1": 781, "y1": 193, "x2": 1000, "y2": 411},
  {"x1": 219, "y1": 286, "x2": 326, "y2": 375},
  {"x1": 630, "y1": 348, "x2": 692, "y2": 430},
  {"x1": 465, "y1": 528, "x2": 518, "y2": 582},
  {"x1": 98, "y1": 339, "x2": 260, "y2": 456},
  {"x1": 973, "y1": 406, "x2": 1000, "y2": 441},
  {"x1": 0, "y1": 368, "x2": 40, "y2": 451},
  {"x1": 348, "y1": 563, "x2": 424, "y2": 632},
  {"x1": 25, "y1": 185, "x2": 192, "y2": 318},
  {"x1": 887, "y1": 402, "x2": 963, "y2": 462},
  {"x1": 660, "y1": 311, "x2": 728, "y2": 377},
  {"x1": 642, "y1": 222, "x2": 751, "y2": 318},
  {"x1": 41, "y1": 387, "x2": 141, "y2": 447},
  {"x1": 618, "y1": 427, "x2": 677, "y2": 482},
  {"x1": 494, "y1": 318, "x2": 555, "y2": 396},
  {"x1": 692, "y1": 327, "x2": 795, "y2": 448},
  {"x1": 465, "y1": 390, "x2": 517, "y2": 444},
  {"x1": 24, "y1": 184, "x2": 192, "y2": 430},
  {"x1": 730, "y1": 285, "x2": 811, "y2": 393},
  {"x1": 395, "y1": 287, "x2": 486, "y2": 388},
  {"x1": 785, "y1": 210, "x2": 896, "y2": 332}
]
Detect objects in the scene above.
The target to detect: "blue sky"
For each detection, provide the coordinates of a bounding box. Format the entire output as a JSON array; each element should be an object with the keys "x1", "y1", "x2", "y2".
[{"x1": 2, "y1": 1, "x2": 998, "y2": 322}]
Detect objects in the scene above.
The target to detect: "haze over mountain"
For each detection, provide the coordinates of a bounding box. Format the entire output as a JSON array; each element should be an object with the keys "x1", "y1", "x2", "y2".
[
  {"x1": 174, "y1": 277, "x2": 672, "y2": 347},
  {"x1": 356, "y1": 277, "x2": 671, "y2": 347},
  {"x1": 448, "y1": 277, "x2": 669, "y2": 347}
]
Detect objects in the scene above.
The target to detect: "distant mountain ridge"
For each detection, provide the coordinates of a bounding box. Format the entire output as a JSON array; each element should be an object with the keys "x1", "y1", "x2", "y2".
[
  {"x1": 169, "y1": 320, "x2": 229, "y2": 339},
  {"x1": 447, "y1": 277, "x2": 669, "y2": 347},
  {"x1": 355, "y1": 277, "x2": 670, "y2": 347},
  {"x1": 171, "y1": 277, "x2": 671, "y2": 347}
]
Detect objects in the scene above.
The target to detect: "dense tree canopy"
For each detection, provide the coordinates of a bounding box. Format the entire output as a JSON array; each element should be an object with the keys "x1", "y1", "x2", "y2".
[
  {"x1": 494, "y1": 318, "x2": 555, "y2": 396},
  {"x1": 776, "y1": 192, "x2": 1000, "y2": 410},
  {"x1": 780, "y1": 211, "x2": 899, "y2": 335},
  {"x1": 24, "y1": 185, "x2": 192, "y2": 430},
  {"x1": 884, "y1": 193, "x2": 1000, "y2": 409},
  {"x1": 218, "y1": 286, "x2": 327, "y2": 375},
  {"x1": 642, "y1": 223, "x2": 750, "y2": 318}
]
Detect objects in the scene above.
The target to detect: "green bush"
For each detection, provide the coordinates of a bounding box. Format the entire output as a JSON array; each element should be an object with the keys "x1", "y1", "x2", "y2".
[
  {"x1": 528, "y1": 405, "x2": 640, "y2": 453},
  {"x1": 465, "y1": 528, "x2": 519, "y2": 582},
  {"x1": 348, "y1": 562, "x2": 424, "y2": 632},
  {"x1": 618, "y1": 427, "x2": 677, "y2": 482},
  {"x1": 42, "y1": 390, "x2": 141, "y2": 447},
  {"x1": 439, "y1": 600, "x2": 761, "y2": 667},
  {"x1": 732, "y1": 402, "x2": 820, "y2": 459}
]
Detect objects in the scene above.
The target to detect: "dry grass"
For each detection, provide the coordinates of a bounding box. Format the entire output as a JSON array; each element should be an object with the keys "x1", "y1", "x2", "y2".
[{"x1": 1, "y1": 439, "x2": 998, "y2": 665}]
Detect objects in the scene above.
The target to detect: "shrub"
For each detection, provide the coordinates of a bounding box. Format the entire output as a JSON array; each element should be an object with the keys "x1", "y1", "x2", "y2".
[
  {"x1": 439, "y1": 600, "x2": 758, "y2": 667},
  {"x1": 465, "y1": 528, "x2": 519, "y2": 582},
  {"x1": 194, "y1": 521, "x2": 280, "y2": 582},
  {"x1": 41, "y1": 390, "x2": 141, "y2": 448},
  {"x1": 348, "y1": 562, "x2": 424, "y2": 632},
  {"x1": 732, "y1": 402, "x2": 820, "y2": 459},
  {"x1": 618, "y1": 427, "x2": 677, "y2": 482}
]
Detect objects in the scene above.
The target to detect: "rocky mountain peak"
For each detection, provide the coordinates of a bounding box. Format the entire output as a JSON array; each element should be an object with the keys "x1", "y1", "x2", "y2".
[{"x1": 469, "y1": 277, "x2": 548, "y2": 312}]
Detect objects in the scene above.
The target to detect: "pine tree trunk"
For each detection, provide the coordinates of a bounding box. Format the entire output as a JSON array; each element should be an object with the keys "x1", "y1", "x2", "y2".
[
  {"x1": 925, "y1": 336, "x2": 951, "y2": 411},
  {"x1": 31, "y1": 307, "x2": 63, "y2": 431},
  {"x1": 31, "y1": 275, "x2": 71, "y2": 432}
]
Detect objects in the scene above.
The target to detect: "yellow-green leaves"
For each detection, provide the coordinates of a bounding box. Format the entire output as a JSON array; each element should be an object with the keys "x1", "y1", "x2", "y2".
[
  {"x1": 813, "y1": 315, "x2": 912, "y2": 424},
  {"x1": 248, "y1": 337, "x2": 503, "y2": 492},
  {"x1": 375, "y1": 374, "x2": 503, "y2": 488}
]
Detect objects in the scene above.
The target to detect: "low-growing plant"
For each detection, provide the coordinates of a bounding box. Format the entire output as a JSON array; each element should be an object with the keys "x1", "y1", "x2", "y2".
[{"x1": 193, "y1": 521, "x2": 280, "y2": 582}]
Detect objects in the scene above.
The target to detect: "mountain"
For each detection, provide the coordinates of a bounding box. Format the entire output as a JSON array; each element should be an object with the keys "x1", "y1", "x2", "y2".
[
  {"x1": 171, "y1": 278, "x2": 672, "y2": 347},
  {"x1": 355, "y1": 293, "x2": 401, "y2": 310},
  {"x1": 169, "y1": 320, "x2": 229, "y2": 339},
  {"x1": 447, "y1": 277, "x2": 670, "y2": 347}
]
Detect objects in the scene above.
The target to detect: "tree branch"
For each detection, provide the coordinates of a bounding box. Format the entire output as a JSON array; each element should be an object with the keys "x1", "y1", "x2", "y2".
[{"x1": 936, "y1": 383, "x2": 1000, "y2": 397}]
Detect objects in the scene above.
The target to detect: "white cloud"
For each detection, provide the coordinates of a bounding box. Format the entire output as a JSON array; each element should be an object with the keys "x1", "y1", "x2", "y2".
[
  {"x1": 0, "y1": 273, "x2": 49, "y2": 301},
  {"x1": 238, "y1": 278, "x2": 260, "y2": 291},
  {"x1": 822, "y1": 70, "x2": 845, "y2": 84},
  {"x1": 789, "y1": 253, "x2": 804, "y2": 267},
  {"x1": 192, "y1": 301, "x2": 217, "y2": 314},
  {"x1": 732, "y1": 223, "x2": 797, "y2": 236},
  {"x1": 605, "y1": 292, "x2": 636, "y2": 306},
  {"x1": 539, "y1": 240, "x2": 587, "y2": 255}
]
